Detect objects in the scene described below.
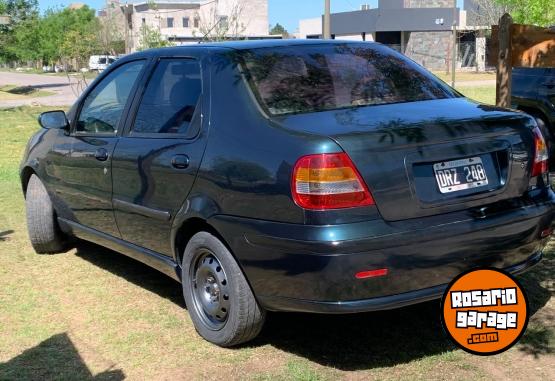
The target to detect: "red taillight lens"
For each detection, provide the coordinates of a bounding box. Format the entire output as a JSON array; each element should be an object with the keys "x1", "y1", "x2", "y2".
[
  {"x1": 531, "y1": 126, "x2": 549, "y2": 177},
  {"x1": 291, "y1": 152, "x2": 374, "y2": 210}
]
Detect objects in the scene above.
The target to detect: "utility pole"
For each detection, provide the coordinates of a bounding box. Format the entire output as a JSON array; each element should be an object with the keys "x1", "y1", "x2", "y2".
[
  {"x1": 323, "y1": 0, "x2": 331, "y2": 39},
  {"x1": 451, "y1": 0, "x2": 457, "y2": 87},
  {"x1": 122, "y1": 4, "x2": 131, "y2": 54}
]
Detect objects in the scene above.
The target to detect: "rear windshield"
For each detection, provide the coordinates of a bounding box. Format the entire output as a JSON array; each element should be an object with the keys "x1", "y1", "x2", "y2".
[{"x1": 240, "y1": 44, "x2": 457, "y2": 115}]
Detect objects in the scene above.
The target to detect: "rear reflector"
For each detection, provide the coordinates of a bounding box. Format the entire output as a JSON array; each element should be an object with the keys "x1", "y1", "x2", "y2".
[
  {"x1": 292, "y1": 152, "x2": 374, "y2": 210},
  {"x1": 541, "y1": 227, "x2": 553, "y2": 238},
  {"x1": 355, "y1": 269, "x2": 388, "y2": 279},
  {"x1": 531, "y1": 126, "x2": 549, "y2": 177}
]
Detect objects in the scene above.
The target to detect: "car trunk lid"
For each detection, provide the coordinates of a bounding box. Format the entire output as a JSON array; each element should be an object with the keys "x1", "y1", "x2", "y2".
[{"x1": 275, "y1": 98, "x2": 537, "y2": 221}]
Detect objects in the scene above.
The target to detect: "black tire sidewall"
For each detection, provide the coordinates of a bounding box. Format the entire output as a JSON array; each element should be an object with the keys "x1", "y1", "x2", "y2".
[
  {"x1": 25, "y1": 175, "x2": 65, "y2": 253},
  {"x1": 181, "y1": 232, "x2": 262, "y2": 346}
]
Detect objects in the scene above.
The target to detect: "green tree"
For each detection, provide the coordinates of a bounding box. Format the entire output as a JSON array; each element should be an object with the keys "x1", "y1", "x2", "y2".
[
  {"x1": 497, "y1": 0, "x2": 555, "y2": 26},
  {"x1": 10, "y1": 17, "x2": 42, "y2": 62},
  {"x1": 40, "y1": 6, "x2": 98, "y2": 67},
  {"x1": 0, "y1": 0, "x2": 39, "y2": 63},
  {"x1": 137, "y1": 24, "x2": 171, "y2": 50},
  {"x1": 270, "y1": 23, "x2": 289, "y2": 37}
]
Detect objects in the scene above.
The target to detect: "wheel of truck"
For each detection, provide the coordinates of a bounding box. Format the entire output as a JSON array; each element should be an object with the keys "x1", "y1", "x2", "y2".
[
  {"x1": 181, "y1": 232, "x2": 266, "y2": 347},
  {"x1": 25, "y1": 174, "x2": 66, "y2": 254}
]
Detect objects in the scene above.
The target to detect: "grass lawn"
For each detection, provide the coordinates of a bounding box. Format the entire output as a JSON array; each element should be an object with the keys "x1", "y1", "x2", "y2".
[
  {"x1": 0, "y1": 85, "x2": 55, "y2": 101},
  {"x1": 456, "y1": 85, "x2": 496, "y2": 105},
  {"x1": 0, "y1": 106, "x2": 553, "y2": 380},
  {"x1": 432, "y1": 71, "x2": 496, "y2": 83}
]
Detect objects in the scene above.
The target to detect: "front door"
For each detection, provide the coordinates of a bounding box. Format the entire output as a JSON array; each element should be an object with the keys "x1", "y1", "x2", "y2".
[
  {"x1": 57, "y1": 60, "x2": 146, "y2": 237},
  {"x1": 112, "y1": 57, "x2": 207, "y2": 255}
]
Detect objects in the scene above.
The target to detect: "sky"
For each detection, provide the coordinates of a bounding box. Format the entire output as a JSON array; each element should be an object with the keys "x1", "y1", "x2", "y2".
[{"x1": 37, "y1": 0, "x2": 464, "y2": 33}]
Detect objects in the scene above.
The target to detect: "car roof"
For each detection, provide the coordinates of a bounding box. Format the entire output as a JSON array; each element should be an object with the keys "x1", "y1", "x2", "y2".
[{"x1": 125, "y1": 39, "x2": 376, "y2": 60}]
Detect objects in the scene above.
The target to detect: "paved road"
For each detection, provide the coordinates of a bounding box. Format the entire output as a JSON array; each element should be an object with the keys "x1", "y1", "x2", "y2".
[{"x1": 0, "y1": 71, "x2": 87, "y2": 108}]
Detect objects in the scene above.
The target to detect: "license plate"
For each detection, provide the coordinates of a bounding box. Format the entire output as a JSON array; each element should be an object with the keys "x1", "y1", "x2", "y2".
[{"x1": 433, "y1": 157, "x2": 489, "y2": 194}]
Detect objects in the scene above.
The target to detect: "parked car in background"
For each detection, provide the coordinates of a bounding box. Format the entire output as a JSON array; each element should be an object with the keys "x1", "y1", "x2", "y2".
[
  {"x1": 21, "y1": 41, "x2": 555, "y2": 347},
  {"x1": 512, "y1": 67, "x2": 555, "y2": 168},
  {"x1": 88, "y1": 55, "x2": 117, "y2": 72},
  {"x1": 43, "y1": 64, "x2": 73, "y2": 73}
]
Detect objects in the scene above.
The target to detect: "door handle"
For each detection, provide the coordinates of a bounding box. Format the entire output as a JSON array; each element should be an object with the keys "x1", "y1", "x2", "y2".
[
  {"x1": 94, "y1": 148, "x2": 109, "y2": 161},
  {"x1": 171, "y1": 154, "x2": 190, "y2": 169}
]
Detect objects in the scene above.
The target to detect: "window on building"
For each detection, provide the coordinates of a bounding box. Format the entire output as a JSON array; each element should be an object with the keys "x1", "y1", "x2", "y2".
[
  {"x1": 194, "y1": 17, "x2": 200, "y2": 28},
  {"x1": 183, "y1": 17, "x2": 189, "y2": 28},
  {"x1": 167, "y1": 17, "x2": 174, "y2": 28},
  {"x1": 219, "y1": 16, "x2": 228, "y2": 29},
  {"x1": 132, "y1": 59, "x2": 202, "y2": 135}
]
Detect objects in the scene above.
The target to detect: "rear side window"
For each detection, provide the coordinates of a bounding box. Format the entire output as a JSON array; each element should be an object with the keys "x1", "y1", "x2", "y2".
[
  {"x1": 132, "y1": 58, "x2": 201, "y2": 135},
  {"x1": 241, "y1": 44, "x2": 456, "y2": 115}
]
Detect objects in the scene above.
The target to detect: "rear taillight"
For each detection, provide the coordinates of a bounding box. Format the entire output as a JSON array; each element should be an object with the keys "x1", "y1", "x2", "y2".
[
  {"x1": 531, "y1": 126, "x2": 549, "y2": 177},
  {"x1": 291, "y1": 152, "x2": 374, "y2": 210}
]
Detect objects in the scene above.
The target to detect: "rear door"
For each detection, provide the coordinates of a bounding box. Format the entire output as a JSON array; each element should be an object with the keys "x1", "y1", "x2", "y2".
[
  {"x1": 112, "y1": 57, "x2": 208, "y2": 255},
  {"x1": 56, "y1": 60, "x2": 146, "y2": 237}
]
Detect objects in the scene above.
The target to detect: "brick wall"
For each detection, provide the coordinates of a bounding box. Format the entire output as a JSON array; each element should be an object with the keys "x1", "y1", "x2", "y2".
[{"x1": 405, "y1": 31, "x2": 451, "y2": 70}]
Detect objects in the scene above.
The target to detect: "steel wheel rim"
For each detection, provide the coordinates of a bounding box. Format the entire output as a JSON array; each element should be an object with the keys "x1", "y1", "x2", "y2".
[{"x1": 190, "y1": 250, "x2": 230, "y2": 330}]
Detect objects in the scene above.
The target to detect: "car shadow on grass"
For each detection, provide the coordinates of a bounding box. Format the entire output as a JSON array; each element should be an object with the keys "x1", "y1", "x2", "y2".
[
  {"x1": 74, "y1": 242, "x2": 184, "y2": 307},
  {"x1": 73, "y1": 241, "x2": 553, "y2": 370},
  {"x1": 517, "y1": 247, "x2": 554, "y2": 358},
  {"x1": 0, "y1": 333, "x2": 124, "y2": 380}
]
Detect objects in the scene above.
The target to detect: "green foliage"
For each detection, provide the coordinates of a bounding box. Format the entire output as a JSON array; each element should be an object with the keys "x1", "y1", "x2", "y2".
[
  {"x1": 270, "y1": 23, "x2": 289, "y2": 37},
  {"x1": 497, "y1": 0, "x2": 555, "y2": 26},
  {"x1": 137, "y1": 24, "x2": 171, "y2": 50},
  {"x1": 0, "y1": 3, "x2": 101, "y2": 67},
  {"x1": 0, "y1": 0, "x2": 39, "y2": 63}
]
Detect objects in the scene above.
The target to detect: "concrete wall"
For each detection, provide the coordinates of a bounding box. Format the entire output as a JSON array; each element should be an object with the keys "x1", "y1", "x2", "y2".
[
  {"x1": 408, "y1": 0, "x2": 454, "y2": 7},
  {"x1": 378, "y1": 0, "x2": 406, "y2": 9},
  {"x1": 298, "y1": 17, "x2": 322, "y2": 38},
  {"x1": 329, "y1": 8, "x2": 457, "y2": 34}
]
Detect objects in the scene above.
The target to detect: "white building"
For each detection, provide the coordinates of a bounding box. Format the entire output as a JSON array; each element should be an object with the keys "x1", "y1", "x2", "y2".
[{"x1": 103, "y1": 0, "x2": 270, "y2": 52}]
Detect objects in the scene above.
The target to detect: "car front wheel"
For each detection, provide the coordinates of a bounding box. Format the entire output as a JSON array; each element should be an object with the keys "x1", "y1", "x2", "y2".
[
  {"x1": 25, "y1": 174, "x2": 66, "y2": 254},
  {"x1": 181, "y1": 232, "x2": 266, "y2": 347}
]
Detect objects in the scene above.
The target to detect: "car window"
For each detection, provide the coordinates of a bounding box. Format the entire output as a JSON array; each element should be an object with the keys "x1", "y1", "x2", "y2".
[
  {"x1": 76, "y1": 60, "x2": 144, "y2": 134},
  {"x1": 241, "y1": 44, "x2": 457, "y2": 115},
  {"x1": 132, "y1": 58, "x2": 201, "y2": 135}
]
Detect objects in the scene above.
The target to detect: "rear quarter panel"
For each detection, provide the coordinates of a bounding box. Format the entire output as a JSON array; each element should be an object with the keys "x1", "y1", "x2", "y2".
[{"x1": 189, "y1": 53, "x2": 350, "y2": 224}]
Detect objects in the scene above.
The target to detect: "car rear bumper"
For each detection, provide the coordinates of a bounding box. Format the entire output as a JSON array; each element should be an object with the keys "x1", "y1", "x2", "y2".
[
  {"x1": 255, "y1": 251, "x2": 543, "y2": 314},
  {"x1": 210, "y1": 190, "x2": 555, "y2": 313}
]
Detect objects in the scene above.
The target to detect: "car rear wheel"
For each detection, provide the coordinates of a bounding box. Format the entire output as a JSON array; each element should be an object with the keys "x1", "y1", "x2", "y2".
[
  {"x1": 25, "y1": 174, "x2": 65, "y2": 254},
  {"x1": 181, "y1": 232, "x2": 266, "y2": 347}
]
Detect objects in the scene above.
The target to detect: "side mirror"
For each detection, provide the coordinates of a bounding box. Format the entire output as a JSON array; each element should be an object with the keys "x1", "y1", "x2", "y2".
[{"x1": 38, "y1": 110, "x2": 69, "y2": 130}]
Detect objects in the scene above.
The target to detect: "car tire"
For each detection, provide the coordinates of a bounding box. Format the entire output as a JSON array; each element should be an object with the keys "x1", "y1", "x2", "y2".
[
  {"x1": 182, "y1": 232, "x2": 266, "y2": 347},
  {"x1": 25, "y1": 174, "x2": 65, "y2": 254}
]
